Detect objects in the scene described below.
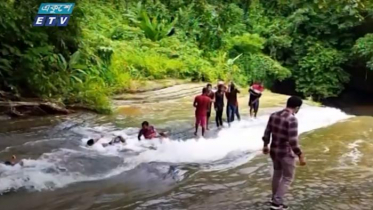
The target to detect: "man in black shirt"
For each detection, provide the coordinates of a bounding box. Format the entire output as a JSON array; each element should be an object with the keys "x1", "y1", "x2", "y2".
[{"x1": 214, "y1": 84, "x2": 225, "y2": 127}]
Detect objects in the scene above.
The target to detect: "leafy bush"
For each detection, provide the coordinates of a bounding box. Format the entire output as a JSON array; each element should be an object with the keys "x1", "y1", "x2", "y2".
[
  {"x1": 295, "y1": 44, "x2": 349, "y2": 99},
  {"x1": 3, "y1": 0, "x2": 372, "y2": 112},
  {"x1": 353, "y1": 34, "x2": 373, "y2": 70}
]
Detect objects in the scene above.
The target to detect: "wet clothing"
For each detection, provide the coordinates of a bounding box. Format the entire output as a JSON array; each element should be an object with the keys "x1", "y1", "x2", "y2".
[
  {"x1": 194, "y1": 95, "x2": 211, "y2": 117},
  {"x1": 109, "y1": 136, "x2": 125, "y2": 145},
  {"x1": 249, "y1": 84, "x2": 263, "y2": 113},
  {"x1": 214, "y1": 91, "x2": 225, "y2": 127},
  {"x1": 4, "y1": 161, "x2": 13, "y2": 166},
  {"x1": 138, "y1": 126, "x2": 157, "y2": 140},
  {"x1": 206, "y1": 91, "x2": 215, "y2": 118},
  {"x1": 227, "y1": 103, "x2": 240, "y2": 123},
  {"x1": 195, "y1": 115, "x2": 207, "y2": 127},
  {"x1": 226, "y1": 89, "x2": 240, "y2": 123},
  {"x1": 214, "y1": 91, "x2": 224, "y2": 109},
  {"x1": 235, "y1": 104, "x2": 241, "y2": 120},
  {"x1": 262, "y1": 109, "x2": 302, "y2": 159},
  {"x1": 226, "y1": 89, "x2": 239, "y2": 106},
  {"x1": 215, "y1": 108, "x2": 223, "y2": 127}
]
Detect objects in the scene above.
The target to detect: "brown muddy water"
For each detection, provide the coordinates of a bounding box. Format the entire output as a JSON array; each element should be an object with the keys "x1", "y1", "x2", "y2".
[{"x1": 0, "y1": 88, "x2": 372, "y2": 210}]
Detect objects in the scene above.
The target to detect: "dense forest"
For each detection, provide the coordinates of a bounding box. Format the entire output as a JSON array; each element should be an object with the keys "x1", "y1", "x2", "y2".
[{"x1": 1, "y1": 0, "x2": 373, "y2": 112}]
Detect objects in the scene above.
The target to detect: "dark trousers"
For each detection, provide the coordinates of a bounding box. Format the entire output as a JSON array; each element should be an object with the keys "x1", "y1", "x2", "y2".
[
  {"x1": 227, "y1": 103, "x2": 240, "y2": 123},
  {"x1": 215, "y1": 107, "x2": 223, "y2": 127},
  {"x1": 235, "y1": 105, "x2": 241, "y2": 120}
]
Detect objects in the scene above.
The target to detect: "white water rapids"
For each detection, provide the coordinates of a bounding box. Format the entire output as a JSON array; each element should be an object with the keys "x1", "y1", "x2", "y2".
[{"x1": 0, "y1": 106, "x2": 351, "y2": 193}]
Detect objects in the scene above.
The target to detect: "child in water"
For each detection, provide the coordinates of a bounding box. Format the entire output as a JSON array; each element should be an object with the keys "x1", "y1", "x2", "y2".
[
  {"x1": 4, "y1": 155, "x2": 23, "y2": 166},
  {"x1": 86, "y1": 135, "x2": 126, "y2": 147}
]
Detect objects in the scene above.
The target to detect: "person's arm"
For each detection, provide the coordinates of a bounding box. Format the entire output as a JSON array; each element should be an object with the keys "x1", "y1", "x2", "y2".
[
  {"x1": 138, "y1": 130, "x2": 143, "y2": 141},
  {"x1": 193, "y1": 97, "x2": 198, "y2": 107},
  {"x1": 152, "y1": 126, "x2": 158, "y2": 136},
  {"x1": 288, "y1": 117, "x2": 303, "y2": 158},
  {"x1": 262, "y1": 115, "x2": 273, "y2": 147}
]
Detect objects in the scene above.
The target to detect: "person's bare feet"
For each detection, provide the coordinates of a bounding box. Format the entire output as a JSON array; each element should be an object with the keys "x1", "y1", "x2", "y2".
[{"x1": 206, "y1": 127, "x2": 210, "y2": 130}]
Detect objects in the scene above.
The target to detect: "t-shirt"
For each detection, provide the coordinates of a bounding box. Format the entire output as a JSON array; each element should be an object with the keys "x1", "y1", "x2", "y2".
[
  {"x1": 139, "y1": 126, "x2": 157, "y2": 139},
  {"x1": 207, "y1": 91, "x2": 215, "y2": 100},
  {"x1": 214, "y1": 91, "x2": 224, "y2": 109},
  {"x1": 194, "y1": 95, "x2": 212, "y2": 117},
  {"x1": 207, "y1": 91, "x2": 215, "y2": 112},
  {"x1": 226, "y1": 89, "x2": 239, "y2": 105}
]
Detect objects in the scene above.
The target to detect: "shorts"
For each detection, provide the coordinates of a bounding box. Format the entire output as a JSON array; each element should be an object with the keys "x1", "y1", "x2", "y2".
[{"x1": 195, "y1": 115, "x2": 207, "y2": 127}]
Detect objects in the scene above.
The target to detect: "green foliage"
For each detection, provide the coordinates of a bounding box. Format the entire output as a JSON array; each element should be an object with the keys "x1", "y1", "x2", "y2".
[
  {"x1": 353, "y1": 34, "x2": 373, "y2": 70},
  {"x1": 295, "y1": 44, "x2": 349, "y2": 99},
  {"x1": 2, "y1": 0, "x2": 373, "y2": 113},
  {"x1": 227, "y1": 33, "x2": 265, "y2": 54},
  {"x1": 248, "y1": 0, "x2": 373, "y2": 99},
  {"x1": 127, "y1": 3, "x2": 178, "y2": 41}
]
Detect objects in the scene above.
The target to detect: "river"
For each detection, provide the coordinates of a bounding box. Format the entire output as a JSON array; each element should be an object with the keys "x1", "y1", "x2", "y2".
[{"x1": 0, "y1": 86, "x2": 372, "y2": 210}]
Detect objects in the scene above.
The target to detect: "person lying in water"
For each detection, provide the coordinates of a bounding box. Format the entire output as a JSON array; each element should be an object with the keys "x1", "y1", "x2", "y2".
[
  {"x1": 4, "y1": 155, "x2": 23, "y2": 166},
  {"x1": 138, "y1": 121, "x2": 167, "y2": 141},
  {"x1": 86, "y1": 135, "x2": 126, "y2": 147}
]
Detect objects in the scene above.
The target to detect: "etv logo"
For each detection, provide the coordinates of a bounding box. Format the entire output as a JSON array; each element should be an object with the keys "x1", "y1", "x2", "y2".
[{"x1": 33, "y1": 3, "x2": 75, "y2": 27}]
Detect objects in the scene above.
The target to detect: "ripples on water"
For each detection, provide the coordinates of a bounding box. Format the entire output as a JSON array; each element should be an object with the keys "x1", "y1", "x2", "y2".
[{"x1": 1, "y1": 105, "x2": 371, "y2": 210}]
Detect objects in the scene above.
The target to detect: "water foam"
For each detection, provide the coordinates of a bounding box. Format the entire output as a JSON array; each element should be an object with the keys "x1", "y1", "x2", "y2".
[
  {"x1": 0, "y1": 106, "x2": 351, "y2": 193},
  {"x1": 126, "y1": 106, "x2": 351, "y2": 165}
]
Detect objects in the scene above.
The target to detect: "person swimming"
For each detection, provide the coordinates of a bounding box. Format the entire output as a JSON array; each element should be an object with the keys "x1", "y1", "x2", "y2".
[
  {"x1": 86, "y1": 135, "x2": 126, "y2": 147},
  {"x1": 138, "y1": 121, "x2": 167, "y2": 141},
  {"x1": 4, "y1": 155, "x2": 23, "y2": 166}
]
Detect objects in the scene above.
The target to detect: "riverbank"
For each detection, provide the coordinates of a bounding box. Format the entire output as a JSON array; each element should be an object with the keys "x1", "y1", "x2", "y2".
[
  {"x1": 0, "y1": 80, "x2": 321, "y2": 121},
  {"x1": 0, "y1": 79, "x2": 187, "y2": 119}
]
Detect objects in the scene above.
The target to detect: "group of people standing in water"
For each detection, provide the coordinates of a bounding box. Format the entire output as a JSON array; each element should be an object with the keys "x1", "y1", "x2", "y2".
[
  {"x1": 194, "y1": 81, "x2": 264, "y2": 136},
  {"x1": 2, "y1": 80, "x2": 305, "y2": 210}
]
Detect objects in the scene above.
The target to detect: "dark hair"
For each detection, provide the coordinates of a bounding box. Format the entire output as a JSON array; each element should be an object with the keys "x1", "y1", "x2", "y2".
[
  {"x1": 87, "y1": 139, "x2": 95, "y2": 146},
  {"x1": 206, "y1": 83, "x2": 212, "y2": 88},
  {"x1": 286, "y1": 96, "x2": 303, "y2": 108},
  {"x1": 142, "y1": 121, "x2": 149, "y2": 127},
  {"x1": 202, "y1": 87, "x2": 208, "y2": 94}
]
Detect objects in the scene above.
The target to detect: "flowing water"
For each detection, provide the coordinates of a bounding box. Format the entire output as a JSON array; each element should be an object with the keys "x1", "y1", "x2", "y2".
[{"x1": 0, "y1": 91, "x2": 372, "y2": 210}]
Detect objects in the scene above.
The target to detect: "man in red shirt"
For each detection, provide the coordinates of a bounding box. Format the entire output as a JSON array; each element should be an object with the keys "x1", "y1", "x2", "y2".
[
  {"x1": 193, "y1": 87, "x2": 212, "y2": 136},
  {"x1": 138, "y1": 121, "x2": 166, "y2": 140}
]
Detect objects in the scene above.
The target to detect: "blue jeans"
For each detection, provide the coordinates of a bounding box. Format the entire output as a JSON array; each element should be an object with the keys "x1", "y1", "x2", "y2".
[{"x1": 227, "y1": 103, "x2": 240, "y2": 123}]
